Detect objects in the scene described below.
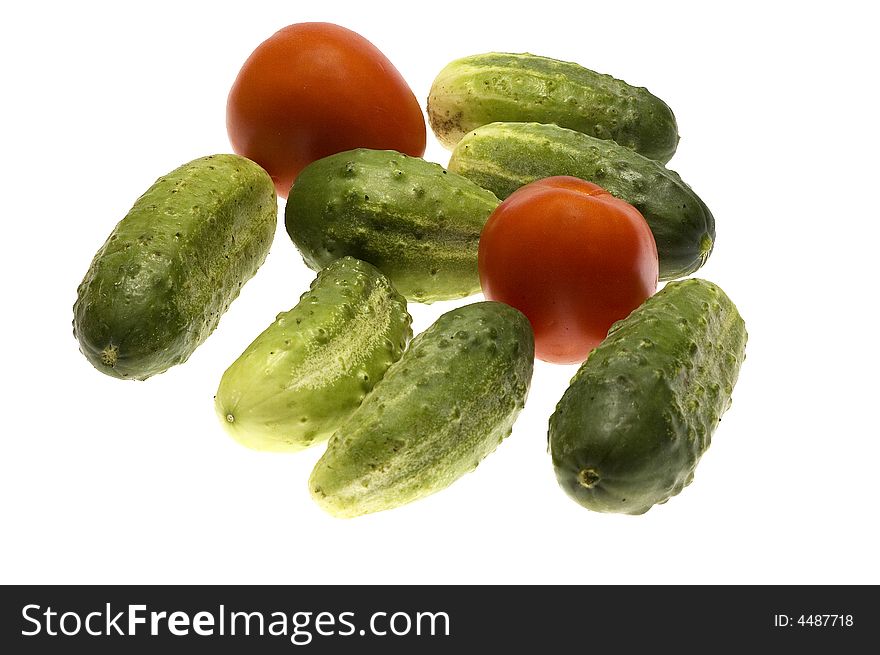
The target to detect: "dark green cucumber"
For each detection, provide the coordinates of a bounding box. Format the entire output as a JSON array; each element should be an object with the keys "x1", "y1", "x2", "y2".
[
  {"x1": 215, "y1": 257, "x2": 412, "y2": 452},
  {"x1": 448, "y1": 122, "x2": 714, "y2": 279},
  {"x1": 284, "y1": 148, "x2": 500, "y2": 303},
  {"x1": 309, "y1": 301, "x2": 534, "y2": 518},
  {"x1": 428, "y1": 53, "x2": 679, "y2": 162},
  {"x1": 549, "y1": 279, "x2": 747, "y2": 515},
  {"x1": 73, "y1": 154, "x2": 276, "y2": 380}
]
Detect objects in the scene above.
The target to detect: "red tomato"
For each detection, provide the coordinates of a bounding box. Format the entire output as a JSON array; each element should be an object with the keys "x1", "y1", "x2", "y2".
[
  {"x1": 478, "y1": 176, "x2": 659, "y2": 364},
  {"x1": 226, "y1": 23, "x2": 426, "y2": 198}
]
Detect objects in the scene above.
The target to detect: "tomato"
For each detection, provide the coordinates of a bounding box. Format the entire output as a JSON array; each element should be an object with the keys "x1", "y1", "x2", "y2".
[
  {"x1": 478, "y1": 176, "x2": 659, "y2": 364},
  {"x1": 226, "y1": 23, "x2": 426, "y2": 198}
]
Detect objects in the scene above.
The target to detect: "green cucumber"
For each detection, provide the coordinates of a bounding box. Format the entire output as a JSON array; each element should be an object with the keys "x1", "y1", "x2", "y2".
[
  {"x1": 284, "y1": 148, "x2": 500, "y2": 303},
  {"x1": 73, "y1": 154, "x2": 276, "y2": 380},
  {"x1": 309, "y1": 301, "x2": 534, "y2": 518},
  {"x1": 448, "y1": 122, "x2": 714, "y2": 279},
  {"x1": 215, "y1": 257, "x2": 412, "y2": 452},
  {"x1": 549, "y1": 279, "x2": 747, "y2": 515},
  {"x1": 428, "y1": 53, "x2": 679, "y2": 163}
]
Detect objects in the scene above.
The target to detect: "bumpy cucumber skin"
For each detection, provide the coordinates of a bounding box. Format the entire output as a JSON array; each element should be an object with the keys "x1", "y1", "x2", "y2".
[
  {"x1": 309, "y1": 301, "x2": 534, "y2": 518},
  {"x1": 428, "y1": 53, "x2": 679, "y2": 163},
  {"x1": 215, "y1": 257, "x2": 412, "y2": 452},
  {"x1": 449, "y1": 122, "x2": 714, "y2": 280},
  {"x1": 284, "y1": 148, "x2": 499, "y2": 303},
  {"x1": 73, "y1": 154, "x2": 277, "y2": 380},
  {"x1": 549, "y1": 279, "x2": 747, "y2": 515}
]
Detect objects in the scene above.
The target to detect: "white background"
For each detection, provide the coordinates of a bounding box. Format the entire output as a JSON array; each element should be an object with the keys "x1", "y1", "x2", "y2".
[{"x1": 1, "y1": 0, "x2": 877, "y2": 584}]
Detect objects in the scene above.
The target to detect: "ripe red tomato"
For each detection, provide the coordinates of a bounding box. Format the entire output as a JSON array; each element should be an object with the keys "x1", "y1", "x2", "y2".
[
  {"x1": 478, "y1": 176, "x2": 658, "y2": 364},
  {"x1": 227, "y1": 23, "x2": 426, "y2": 198}
]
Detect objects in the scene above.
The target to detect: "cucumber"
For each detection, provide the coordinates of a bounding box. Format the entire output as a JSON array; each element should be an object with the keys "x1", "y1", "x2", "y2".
[
  {"x1": 309, "y1": 301, "x2": 534, "y2": 518},
  {"x1": 284, "y1": 148, "x2": 500, "y2": 303},
  {"x1": 428, "y1": 53, "x2": 679, "y2": 163},
  {"x1": 215, "y1": 257, "x2": 412, "y2": 452},
  {"x1": 73, "y1": 154, "x2": 277, "y2": 380},
  {"x1": 549, "y1": 279, "x2": 747, "y2": 515},
  {"x1": 448, "y1": 122, "x2": 714, "y2": 279}
]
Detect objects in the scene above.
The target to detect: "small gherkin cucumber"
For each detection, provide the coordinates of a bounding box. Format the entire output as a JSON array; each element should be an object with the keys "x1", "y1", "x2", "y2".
[
  {"x1": 428, "y1": 52, "x2": 679, "y2": 162},
  {"x1": 448, "y1": 122, "x2": 714, "y2": 279},
  {"x1": 284, "y1": 148, "x2": 500, "y2": 303},
  {"x1": 73, "y1": 154, "x2": 277, "y2": 380},
  {"x1": 309, "y1": 301, "x2": 535, "y2": 518},
  {"x1": 215, "y1": 257, "x2": 412, "y2": 452},
  {"x1": 549, "y1": 279, "x2": 747, "y2": 515}
]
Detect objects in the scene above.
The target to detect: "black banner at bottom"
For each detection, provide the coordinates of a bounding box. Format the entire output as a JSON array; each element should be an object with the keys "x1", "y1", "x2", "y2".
[{"x1": 1, "y1": 585, "x2": 874, "y2": 653}]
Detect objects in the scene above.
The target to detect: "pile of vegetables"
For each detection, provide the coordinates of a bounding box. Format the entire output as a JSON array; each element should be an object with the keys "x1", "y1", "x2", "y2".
[{"x1": 73, "y1": 22, "x2": 747, "y2": 517}]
